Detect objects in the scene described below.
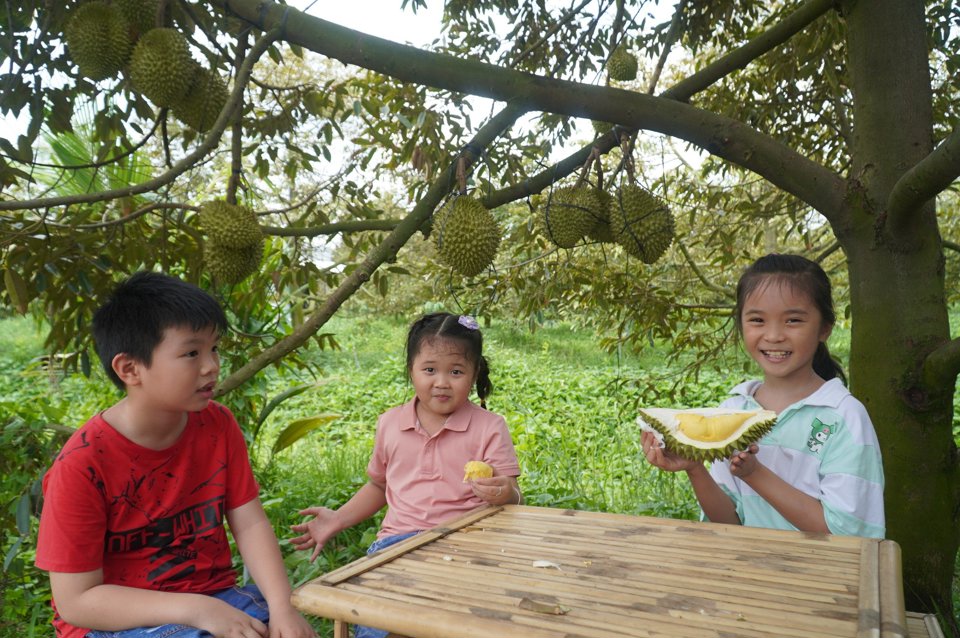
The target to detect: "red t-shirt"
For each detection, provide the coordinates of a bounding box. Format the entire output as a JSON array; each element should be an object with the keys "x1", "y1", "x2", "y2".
[{"x1": 35, "y1": 402, "x2": 260, "y2": 638}]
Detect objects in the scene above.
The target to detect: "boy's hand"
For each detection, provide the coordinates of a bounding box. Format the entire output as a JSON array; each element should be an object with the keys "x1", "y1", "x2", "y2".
[
  {"x1": 267, "y1": 603, "x2": 316, "y2": 638},
  {"x1": 290, "y1": 507, "x2": 340, "y2": 562},
  {"x1": 196, "y1": 596, "x2": 268, "y2": 638},
  {"x1": 470, "y1": 476, "x2": 517, "y2": 505},
  {"x1": 641, "y1": 431, "x2": 700, "y2": 472},
  {"x1": 728, "y1": 443, "x2": 760, "y2": 478}
]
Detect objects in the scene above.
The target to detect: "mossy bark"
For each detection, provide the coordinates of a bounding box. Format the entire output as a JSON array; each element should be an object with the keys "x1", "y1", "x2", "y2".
[{"x1": 841, "y1": 0, "x2": 960, "y2": 620}]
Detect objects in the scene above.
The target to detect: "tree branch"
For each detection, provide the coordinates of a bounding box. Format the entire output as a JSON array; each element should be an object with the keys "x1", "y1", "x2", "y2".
[
  {"x1": 0, "y1": 28, "x2": 281, "y2": 211},
  {"x1": 215, "y1": 101, "x2": 528, "y2": 394},
  {"x1": 214, "y1": 0, "x2": 845, "y2": 221},
  {"x1": 921, "y1": 336, "x2": 960, "y2": 396},
  {"x1": 944, "y1": 239, "x2": 960, "y2": 253},
  {"x1": 262, "y1": 219, "x2": 402, "y2": 237},
  {"x1": 887, "y1": 124, "x2": 960, "y2": 228},
  {"x1": 676, "y1": 240, "x2": 735, "y2": 298},
  {"x1": 661, "y1": 0, "x2": 835, "y2": 101}
]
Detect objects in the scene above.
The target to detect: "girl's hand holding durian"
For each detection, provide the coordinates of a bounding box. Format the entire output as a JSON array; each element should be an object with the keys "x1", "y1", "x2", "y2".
[{"x1": 470, "y1": 475, "x2": 522, "y2": 506}]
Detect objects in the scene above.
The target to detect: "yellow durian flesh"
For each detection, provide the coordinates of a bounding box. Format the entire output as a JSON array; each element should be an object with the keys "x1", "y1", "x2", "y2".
[
  {"x1": 463, "y1": 460, "x2": 494, "y2": 482},
  {"x1": 637, "y1": 408, "x2": 777, "y2": 462},
  {"x1": 676, "y1": 412, "x2": 755, "y2": 442}
]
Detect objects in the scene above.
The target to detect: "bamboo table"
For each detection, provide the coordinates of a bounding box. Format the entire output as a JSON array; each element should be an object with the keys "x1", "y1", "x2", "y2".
[{"x1": 292, "y1": 505, "x2": 907, "y2": 638}]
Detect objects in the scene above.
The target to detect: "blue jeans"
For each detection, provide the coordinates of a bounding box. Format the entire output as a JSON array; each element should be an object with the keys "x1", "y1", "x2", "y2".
[
  {"x1": 85, "y1": 583, "x2": 269, "y2": 638},
  {"x1": 353, "y1": 532, "x2": 419, "y2": 638}
]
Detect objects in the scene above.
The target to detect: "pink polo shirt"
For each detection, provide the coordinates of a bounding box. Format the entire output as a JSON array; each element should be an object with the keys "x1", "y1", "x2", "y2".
[{"x1": 367, "y1": 398, "x2": 520, "y2": 538}]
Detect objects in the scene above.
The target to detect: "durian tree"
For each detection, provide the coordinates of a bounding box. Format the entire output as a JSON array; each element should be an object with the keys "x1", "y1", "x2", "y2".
[{"x1": 2, "y1": 0, "x2": 960, "y2": 622}]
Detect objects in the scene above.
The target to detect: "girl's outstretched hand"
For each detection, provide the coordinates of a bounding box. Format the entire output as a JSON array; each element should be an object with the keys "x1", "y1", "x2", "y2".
[
  {"x1": 641, "y1": 431, "x2": 700, "y2": 472},
  {"x1": 290, "y1": 506, "x2": 341, "y2": 562},
  {"x1": 728, "y1": 443, "x2": 760, "y2": 478},
  {"x1": 471, "y1": 476, "x2": 519, "y2": 505}
]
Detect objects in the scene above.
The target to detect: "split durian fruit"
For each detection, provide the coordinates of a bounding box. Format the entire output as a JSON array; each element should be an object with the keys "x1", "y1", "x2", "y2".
[
  {"x1": 637, "y1": 408, "x2": 777, "y2": 462},
  {"x1": 432, "y1": 195, "x2": 501, "y2": 277},
  {"x1": 463, "y1": 460, "x2": 494, "y2": 482}
]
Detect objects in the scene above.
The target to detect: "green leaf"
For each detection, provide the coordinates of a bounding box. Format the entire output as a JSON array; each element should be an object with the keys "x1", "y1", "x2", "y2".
[
  {"x1": 15, "y1": 493, "x2": 31, "y2": 535},
  {"x1": 253, "y1": 382, "x2": 324, "y2": 440},
  {"x1": 271, "y1": 414, "x2": 341, "y2": 455},
  {"x1": 4, "y1": 267, "x2": 29, "y2": 314},
  {"x1": 3, "y1": 537, "x2": 22, "y2": 572}
]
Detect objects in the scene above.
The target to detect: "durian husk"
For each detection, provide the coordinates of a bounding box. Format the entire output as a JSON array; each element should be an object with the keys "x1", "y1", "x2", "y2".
[
  {"x1": 173, "y1": 68, "x2": 229, "y2": 132},
  {"x1": 607, "y1": 45, "x2": 638, "y2": 82},
  {"x1": 610, "y1": 185, "x2": 675, "y2": 264},
  {"x1": 586, "y1": 189, "x2": 616, "y2": 243},
  {"x1": 463, "y1": 460, "x2": 494, "y2": 482},
  {"x1": 199, "y1": 200, "x2": 262, "y2": 249},
  {"x1": 432, "y1": 195, "x2": 501, "y2": 277},
  {"x1": 63, "y1": 1, "x2": 133, "y2": 81},
  {"x1": 129, "y1": 27, "x2": 197, "y2": 107},
  {"x1": 204, "y1": 240, "x2": 263, "y2": 285},
  {"x1": 637, "y1": 407, "x2": 777, "y2": 462},
  {"x1": 541, "y1": 185, "x2": 600, "y2": 248}
]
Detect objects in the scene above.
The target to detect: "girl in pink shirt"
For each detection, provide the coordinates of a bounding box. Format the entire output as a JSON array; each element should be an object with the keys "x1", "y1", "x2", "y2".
[{"x1": 291, "y1": 313, "x2": 521, "y2": 636}]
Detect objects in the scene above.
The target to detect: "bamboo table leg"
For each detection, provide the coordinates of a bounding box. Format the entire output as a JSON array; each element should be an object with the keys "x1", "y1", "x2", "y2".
[{"x1": 333, "y1": 620, "x2": 349, "y2": 638}]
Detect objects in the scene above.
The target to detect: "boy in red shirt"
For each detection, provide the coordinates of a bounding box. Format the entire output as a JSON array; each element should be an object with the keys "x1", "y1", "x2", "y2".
[{"x1": 35, "y1": 272, "x2": 314, "y2": 638}]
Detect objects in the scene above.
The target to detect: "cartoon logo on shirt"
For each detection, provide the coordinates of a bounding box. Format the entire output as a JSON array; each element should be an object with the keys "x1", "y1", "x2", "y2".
[{"x1": 806, "y1": 419, "x2": 833, "y2": 454}]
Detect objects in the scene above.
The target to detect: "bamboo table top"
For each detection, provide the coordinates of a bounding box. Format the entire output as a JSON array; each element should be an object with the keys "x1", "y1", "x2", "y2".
[{"x1": 292, "y1": 505, "x2": 907, "y2": 638}]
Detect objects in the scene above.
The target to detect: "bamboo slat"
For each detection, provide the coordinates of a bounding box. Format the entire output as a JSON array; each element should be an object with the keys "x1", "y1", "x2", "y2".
[
  {"x1": 319, "y1": 505, "x2": 501, "y2": 585},
  {"x1": 291, "y1": 505, "x2": 902, "y2": 638},
  {"x1": 905, "y1": 612, "x2": 945, "y2": 638},
  {"x1": 879, "y1": 540, "x2": 907, "y2": 637}
]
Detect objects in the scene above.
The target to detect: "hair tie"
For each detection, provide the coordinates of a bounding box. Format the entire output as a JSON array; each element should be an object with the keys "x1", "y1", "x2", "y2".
[{"x1": 458, "y1": 315, "x2": 479, "y2": 330}]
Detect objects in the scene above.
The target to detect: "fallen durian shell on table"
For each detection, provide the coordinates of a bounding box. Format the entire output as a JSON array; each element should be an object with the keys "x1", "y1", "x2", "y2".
[
  {"x1": 637, "y1": 407, "x2": 777, "y2": 462},
  {"x1": 463, "y1": 460, "x2": 494, "y2": 482}
]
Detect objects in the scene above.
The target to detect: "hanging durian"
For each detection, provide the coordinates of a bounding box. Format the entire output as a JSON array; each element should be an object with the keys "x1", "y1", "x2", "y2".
[
  {"x1": 637, "y1": 408, "x2": 777, "y2": 462},
  {"x1": 113, "y1": 0, "x2": 160, "y2": 39},
  {"x1": 463, "y1": 460, "x2": 494, "y2": 482},
  {"x1": 199, "y1": 200, "x2": 262, "y2": 248},
  {"x1": 63, "y1": 1, "x2": 133, "y2": 81},
  {"x1": 586, "y1": 189, "x2": 616, "y2": 243},
  {"x1": 204, "y1": 240, "x2": 263, "y2": 285},
  {"x1": 541, "y1": 185, "x2": 602, "y2": 249},
  {"x1": 610, "y1": 184, "x2": 675, "y2": 264},
  {"x1": 129, "y1": 28, "x2": 198, "y2": 107},
  {"x1": 173, "y1": 68, "x2": 229, "y2": 132},
  {"x1": 432, "y1": 195, "x2": 501, "y2": 277},
  {"x1": 607, "y1": 45, "x2": 638, "y2": 82}
]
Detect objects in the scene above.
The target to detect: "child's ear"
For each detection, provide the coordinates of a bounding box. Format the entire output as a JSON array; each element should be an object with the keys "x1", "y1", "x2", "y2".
[
  {"x1": 820, "y1": 322, "x2": 834, "y2": 342},
  {"x1": 112, "y1": 353, "x2": 143, "y2": 387}
]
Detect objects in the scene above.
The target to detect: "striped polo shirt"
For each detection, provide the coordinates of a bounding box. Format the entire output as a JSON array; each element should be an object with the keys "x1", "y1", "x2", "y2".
[{"x1": 707, "y1": 378, "x2": 885, "y2": 538}]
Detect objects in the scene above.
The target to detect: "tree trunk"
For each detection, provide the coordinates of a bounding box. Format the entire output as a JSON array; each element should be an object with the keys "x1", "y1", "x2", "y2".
[{"x1": 841, "y1": 0, "x2": 960, "y2": 621}]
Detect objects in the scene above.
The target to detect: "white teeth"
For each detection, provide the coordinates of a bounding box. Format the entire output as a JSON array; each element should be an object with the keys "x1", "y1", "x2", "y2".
[{"x1": 764, "y1": 350, "x2": 789, "y2": 358}]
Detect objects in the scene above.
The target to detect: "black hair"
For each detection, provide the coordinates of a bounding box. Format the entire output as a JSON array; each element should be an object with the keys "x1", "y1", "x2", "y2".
[
  {"x1": 91, "y1": 271, "x2": 228, "y2": 389},
  {"x1": 405, "y1": 312, "x2": 492, "y2": 407},
  {"x1": 734, "y1": 253, "x2": 847, "y2": 384}
]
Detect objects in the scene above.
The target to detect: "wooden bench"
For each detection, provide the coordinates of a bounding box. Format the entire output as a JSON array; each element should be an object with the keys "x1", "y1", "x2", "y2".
[{"x1": 906, "y1": 611, "x2": 945, "y2": 638}]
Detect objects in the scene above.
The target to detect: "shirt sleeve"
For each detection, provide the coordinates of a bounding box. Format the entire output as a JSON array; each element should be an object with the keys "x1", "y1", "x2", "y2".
[
  {"x1": 366, "y1": 414, "x2": 388, "y2": 486},
  {"x1": 36, "y1": 459, "x2": 108, "y2": 573},
  {"x1": 222, "y1": 410, "x2": 260, "y2": 510}
]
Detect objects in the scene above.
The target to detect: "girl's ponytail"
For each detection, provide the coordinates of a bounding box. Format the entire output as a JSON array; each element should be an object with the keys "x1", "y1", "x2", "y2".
[
  {"x1": 475, "y1": 355, "x2": 493, "y2": 409},
  {"x1": 813, "y1": 342, "x2": 847, "y2": 385}
]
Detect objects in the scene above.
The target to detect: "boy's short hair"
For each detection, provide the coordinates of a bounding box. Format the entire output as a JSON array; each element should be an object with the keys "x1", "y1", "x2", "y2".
[{"x1": 92, "y1": 272, "x2": 228, "y2": 389}]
